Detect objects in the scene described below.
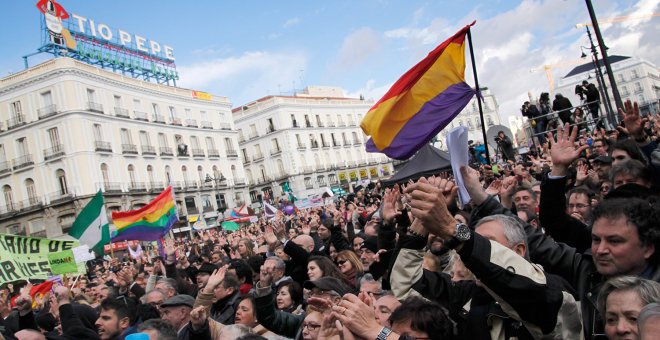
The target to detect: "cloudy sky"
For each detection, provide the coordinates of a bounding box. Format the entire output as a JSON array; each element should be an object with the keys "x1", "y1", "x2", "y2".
[{"x1": 1, "y1": 0, "x2": 658, "y2": 125}]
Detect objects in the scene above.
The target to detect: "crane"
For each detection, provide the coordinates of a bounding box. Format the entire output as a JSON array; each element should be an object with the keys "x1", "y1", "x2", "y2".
[
  {"x1": 576, "y1": 12, "x2": 659, "y2": 28},
  {"x1": 530, "y1": 59, "x2": 585, "y2": 97}
]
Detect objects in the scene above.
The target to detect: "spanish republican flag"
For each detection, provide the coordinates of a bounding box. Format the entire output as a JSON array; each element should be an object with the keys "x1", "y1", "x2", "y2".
[{"x1": 361, "y1": 22, "x2": 477, "y2": 160}]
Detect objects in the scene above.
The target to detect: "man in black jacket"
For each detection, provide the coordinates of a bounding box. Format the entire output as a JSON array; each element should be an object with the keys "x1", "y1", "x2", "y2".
[
  {"x1": 469, "y1": 123, "x2": 660, "y2": 339},
  {"x1": 552, "y1": 93, "x2": 573, "y2": 125},
  {"x1": 582, "y1": 80, "x2": 601, "y2": 125}
]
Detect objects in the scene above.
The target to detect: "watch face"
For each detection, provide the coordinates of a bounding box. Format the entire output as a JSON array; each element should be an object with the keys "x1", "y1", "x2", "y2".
[{"x1": 456, "y1": 223, "x2": 471, "y2": 241}]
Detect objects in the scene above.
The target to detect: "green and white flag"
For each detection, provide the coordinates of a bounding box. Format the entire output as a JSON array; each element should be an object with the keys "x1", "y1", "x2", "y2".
[{"x1": 68, "y1": 190, "x2": 110, "y2": 256}]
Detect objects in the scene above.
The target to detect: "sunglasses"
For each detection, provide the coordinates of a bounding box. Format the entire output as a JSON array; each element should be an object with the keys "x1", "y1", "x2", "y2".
[{"x1": 336, "y1": 259, "x2": 347, "y2": 266}]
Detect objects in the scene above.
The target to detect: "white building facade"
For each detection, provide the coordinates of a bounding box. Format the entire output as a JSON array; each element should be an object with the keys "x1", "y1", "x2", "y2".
[
  {"x1": 233, "y1": 86, "x2": 393, "y2": 204},
  {"x1": 556, "y1": 56, "x2": 660, "y2": 116},
  {"x1": 0, "y1": 57, "x2": 248, "y2": 238}
]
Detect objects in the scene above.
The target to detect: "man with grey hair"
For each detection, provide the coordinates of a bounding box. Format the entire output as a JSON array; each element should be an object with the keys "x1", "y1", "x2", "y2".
[
  {"x1": 638, "y1": 302, "x2": 660, "y2": 339},
  {"x1": 263, "y1": 256, "x2": 290, "y2": 286},
  {"x1": 155, "y1": 278, "x2": 178, "y2": 298},
  {"x1": 143, "y1": 289, "x2": 167, "y2": 309},
  {"x1": 393, "y1": 170, "x2": 583, "y2": 339}
]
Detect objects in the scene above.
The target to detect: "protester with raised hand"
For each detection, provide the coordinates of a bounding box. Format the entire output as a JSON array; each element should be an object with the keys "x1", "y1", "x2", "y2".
[
  {"x1": 193, "y1": 267, "x2": 241, "y2": 325},
  {"x1": 390, "y1": 172, "x2": 583, "y2": 339}
]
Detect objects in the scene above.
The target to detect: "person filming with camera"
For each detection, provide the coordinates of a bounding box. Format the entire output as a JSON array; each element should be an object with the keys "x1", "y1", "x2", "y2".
[{"x1": 495, "y1": 131, "x2": 515, "y2": 163}]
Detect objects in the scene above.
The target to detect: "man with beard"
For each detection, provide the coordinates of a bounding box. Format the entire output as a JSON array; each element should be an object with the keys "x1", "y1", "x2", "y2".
[
  {"x1": 95, "y1": 297, "x2": 138, "y2": 340},
  {"x1": 511, "y1": 186, "x2": 539, "y2": 225},
  {"x1": 195, "y1": 263, "x2": 218, "y2": 291},
  {"x1": 426, "y1": 234, "x2": 451, "y2": 272}
]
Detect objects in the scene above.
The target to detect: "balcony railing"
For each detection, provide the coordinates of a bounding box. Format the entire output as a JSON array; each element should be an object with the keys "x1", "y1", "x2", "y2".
[
  {"x1": 226, "y1": 149, "x2": 238, "y2": 157},
  {"x1": 12, "y1": 155, "x2": 34, "y2": 170},
  {"x1": 310, "y1": 142, "x2": 320, "y2": 149},
  {"x1": 184, "y1": 180, "x2": 198, "y2": 189},
  {"x1": 256, "y1": 176, "x2": 272, "y2": 184},
  {"x1": 327, "y1": 122, "x2": 336, "y2": 127},
  {"x1": 321, "y1": 143, "x2": 330, "y2": 149},
  {"x1": 100, "y1": 182, "x2": 123, "y2": 193},
  {"x1": 134, "y1": 111, "x2": 149, "y2": 121},
  {"x1": 253, "y1": 153, "x2": 264, "y2": 162},
  {"x1": 208, "y1": 149, "x2": 220, "y2": 158},
  {"x1": 332, "y1": 142, "x2": 341, "y2": 148},
  {"x1": 243, "y1": 158, "x2": 251, "y2": 165},
  {"x1": 305, "y1": 183, "x2": 314, "y2": 189},
  {"x1": 303, "y1": 166, "x2": 314, "y2": 174},
  {"x1": 343, "y1": 141, "x2": 350, "y2": 146},
  {"x1": 95, "y1": 141, "x2": 112, "y2": 152},
  {"x1": 317, "y1": 122, "x2": 325, "y2": 127},
  {"x1": 274, "y1": 171, "x2": 289, "y2": 180},
  {"x1": 37, "y1": 104, "x2": 58, "y2": 119},
  {"x1": 7, "y1": 115, "x2": 26, "y2": 130},
  {"x1": 159, "y1": 146, "x2": 174, "y2": 156},
  {"x1": 270, "y1": 148, "x2": 282, "y2": 156},
  {"x1": 305, "y1": 121, "x2": 313, "y2": 127},
  {"x1": 201, "y1": 121, "x2": 213, "y2": 129},
  {"x1": 141, "y1": 145, "x2": 156, "y2": 155},
  {"x1": 192, "y1": 148, "x2": 206, "y2": 157},
  {"x1": 219, "y1": 122, "x2": 231, "y2": 130},
  {"x1": 128, "y1": 182, "x2": 147, "y2": 192},
  {"x1": 297, "y1": 143, "x2": 307, "y2": 150},
  {"x1": 337, "y1": 121, "x2": 346, "y2": 127},
  {"x1": 122, "y1": 144, "x2": 138, "y2": 154},
  {"x1": 238, "y1": 136, "x2": 246, "y2": 143},
  {"x1": 170, "y1": 118, "x2": 182, "y2": 126},
  {"x1": 292, "y1": 121, "x2": 299, "y2": 128},
  {"x1": 149, "y1": 181, "x2": 165, "y2": 191},
  {"x1": 248, "y1": 132, "x2": 259, "y2": 140},
  {"x1": 88, "y1": 102, "x2": 104, "y2": 113},
  {"x1": 44, "y1": 144, "x2": 65, "y2": 161},
  {"x1": 266, "y1": 126, "x2": 276, "y2": 134},
  {"x1": 18, "y1": 197, "x2": 43, "y2": 211},
  {"x1": 353, "y1": 140, "x2": 361, "y2": 145},
  {"x1": 234, "y1": 178, "x2": 247, "y2": 186},
  {"x1": 114, "y1": 107, "x2": 130, "y2": 118},
  {"x1": 185, "y1": 119, "x2": 198, "y2": 127},
  {"x1": 0, "y1": 161, "x2": 11, "y2": 175},
  {"x1": 153, "y1": 114, "x2": 166, "y2": 123},
  {"x1": 48, "y1": 190, "x2": 74, "y2": 204}
]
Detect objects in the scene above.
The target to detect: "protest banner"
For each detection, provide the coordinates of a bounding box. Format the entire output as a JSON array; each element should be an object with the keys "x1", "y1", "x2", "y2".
[
  {"x1": 0, "y1": 233, "x2": 85, "y2": 284},
  {"x1": 48, "y1": 250, "x2": 79, "y2": 275}
]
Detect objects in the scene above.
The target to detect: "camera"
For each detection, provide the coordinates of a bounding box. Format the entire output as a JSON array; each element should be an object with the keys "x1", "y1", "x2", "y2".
[{"x1": 494, "y1": 136, "x2": 501, "y2": 143}]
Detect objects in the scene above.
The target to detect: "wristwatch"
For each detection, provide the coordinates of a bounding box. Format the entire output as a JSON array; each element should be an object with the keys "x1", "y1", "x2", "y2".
[
  {"x1": 444, "y1": 223, "x2": 471, "y2": 249},
  {"x1": 376, "y1": 327, "x2": 392, "y2": 340}
]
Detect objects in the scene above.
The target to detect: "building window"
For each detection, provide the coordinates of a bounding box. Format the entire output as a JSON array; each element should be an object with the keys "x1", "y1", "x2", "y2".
[
  {"x1": 25, "y1": 178, "x2": 38, "y2": 205},
  {"x1": 165, "y1": 165, "x2": 171, "y2": 184},
  {"x1": 10, "y1": 101, "x2": 23, "y2": 121},
  {"x1": 631, "y1": 69, "x2": 639, "y2": 79},
  {"x1": 250, "y1": 191, "x2": 259, "y2": 203},
  {"x1": 158, "y1": 133, "x2": 168, "y2": 147},
  {"x1": 47, "y1": 127, "x2": 61, "y2": 148},
  {"x1": 101, "y1": 163, "x2": 109, "y2": 185},
  {"x1": 41, "y1": 91, "x2": 53, "y2": 107},
  {"x1": 215, "y1": 194, "x2": 226, "y2": 211},
  {"x1": 56, "y1": 169, "x2": 68, "y2": 195},
  {"x1": 197, "y1": 165, "x2": 204, "y2": 183},
  {"x1": 618, "y1": 73, "x2": 625, "y2": 83},
  {"x1": 182, "y1": 165, "x2": 188, "y2": 182},
  {"x1": 291, "y1": 114, "x2": 298, "y2": 127},
  {"x1": 185, "y1": 196, "x2": 197, "y2": 215},
  {"x1": 128, "y1": 165, "x2": 136, "y2": 185},
  {"x1": 86, "y1": 89, "x2": 96, "y2": 103},
  {"x1": 634, "y1": 82, "x2": 643, "y2": 93},
  {"x1": 206, "y1": 137, "x2": 216, "y2": 150},
  {"x1": 93, "y1": 124, "x2": 103, "y2": 141},
  {"x1": 147, "y1": 165, "x2": 154, "y2": 184},
  {"x1": 201, "y1": 194, "x2": 213, "y2": 212},
  {"x1": 3, "y1": 185, "x2": 14, "y2": 211},
  {"x1": 304, "y1": 177, "x2": 313, "y2": 189},
  {"x1": 120, "y1": 129, "x2": 133, "y2": 144}
]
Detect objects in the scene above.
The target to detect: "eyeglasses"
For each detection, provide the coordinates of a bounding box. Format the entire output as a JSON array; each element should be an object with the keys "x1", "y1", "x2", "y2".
[
  {"x1": 303, "y1": 323, "x2": 321, "y2": 331},
  {"x1": 336, "y1": 260, "x2": 347, "y2": 266}
]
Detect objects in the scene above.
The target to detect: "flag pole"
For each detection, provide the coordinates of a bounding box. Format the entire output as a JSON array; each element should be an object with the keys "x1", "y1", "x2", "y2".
[{"x1": 467, "y1": 28, "x2": 491, "y2": 165}]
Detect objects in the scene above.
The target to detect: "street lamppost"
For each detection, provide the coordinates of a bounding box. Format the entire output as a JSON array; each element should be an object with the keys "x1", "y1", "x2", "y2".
[{"x1": 583, "y1": 0, "x2": 624, "y2": 116}]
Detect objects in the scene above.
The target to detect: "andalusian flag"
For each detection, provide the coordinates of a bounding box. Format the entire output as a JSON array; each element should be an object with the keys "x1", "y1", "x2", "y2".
[
  {"x1": 68, "y1": 190, "x2": 110, "y2": 256},
  {"x1": 361, "y1": 22, "x2": 477, "y2": 160}
]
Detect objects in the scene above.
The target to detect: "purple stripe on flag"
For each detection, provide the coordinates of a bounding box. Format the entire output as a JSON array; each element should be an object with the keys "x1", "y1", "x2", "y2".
[
  {"x1": 111, "y1": 224, "x2": 173, "y2": 242},
  {"x1": 368, "y1": 82, "x2": 476, "y2": 160}
]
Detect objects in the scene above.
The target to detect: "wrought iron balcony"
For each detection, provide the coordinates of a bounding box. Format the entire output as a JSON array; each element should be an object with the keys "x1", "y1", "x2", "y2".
[
  {"x1": 159, "y1": 146, "x2": 174, "y2": 156},
  {"x1": 170, "y1": 118, "x2": 182, "y2": 126},
  {"x1": 226, "y1": 149, "x2": 238, "y2": 157},
  {"x1": 7, "y1": 115, "x2": 26, "y2": 130},
  {"x1": 153, "y1": 114, "x2": 166, "y2": 123},
  {"x1": 128, "y1": 182, "x2": 147, "y2": 192},
  {"x1": 95, "y1": 141, "x2": 112, "y2": 152},
  {"x1": 297, "y1": 143, "x2": 307, "y2": 150},
  {"x1": 122, "y1": 144, "x2": 138, "y2": 154},
  {"x1": 100, "y1": 182, "x2": 123, "y2": 193},
  {"x1": 0, "y1": 161, "x2": 11, "y2": 176},
  {"x1": 88, "y1": 102, "x2": 104, "y2": 113},
  {"x1": 37, "y1": 104, "x2": 58, "y2": 119},
  {"x1": 12, "y1": 154, "x2": 34, "y2": 170},
  {"x1": 219, "y1": 123, "x2": 231, "y2": 130},
  {"x1": 274, "y1": 171, "x2": 289, "y2": 181},
  {"x1": 192, "y1": 148, "x2": 206, "y2": 157},
  {"x1": 44, "y1": 144, "x2": 65, "y2": 161},
  {"x1": 327, "y1": 122, "x2": 336, "y2": 127},
  {"x1": 266, "y1": 126, "x2": 276, "y2": 134},
  {"x1": 234, "y1": 178, "x2": 247, "y2": 186},
  {"x1": 252, "y1": 153, "x2": 264, "y2": 162},
  {"x1": 185, "y1": 119, "x2": 198, "y2": 127},
  {"x1": 134, "y1": 111, "x2": 149, "y2": 121},
  {"x1": 114, "y1": 107, "x2": 130, "y2": 118},
  {"x1": 208, "y1": 149, "x2": 220, "y2": 158},
  {"x1": 270, "y1": 148, "x2": 282, "y2": 156},
  {"x1": 48, "y1": 190, "x2": 74, "y2": 204},
  {"x1": 141, "y1": 145, "x2": 157, "y2": 155},
  {"x1": 248, "y1": 132, "x2": 259, "y2": 140},
  {"x1": 149, "y1": 181, "x2": 165, "y2": 191},
  {"x1": 303, "y1": 166, "x2": 315, "y2": 174},
  {"x1": 201, "y1": 121, "x2": 213, "y2": 129},
  {"x1": 337, "y1": 121, "x2": 346, "y2": 127},
  {"x1": 184, "y1": 180, "x2": 198, "y2": 189}
]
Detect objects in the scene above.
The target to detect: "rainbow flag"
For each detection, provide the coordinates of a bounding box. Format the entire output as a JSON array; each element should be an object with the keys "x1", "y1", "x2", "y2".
[
  {"x1": 111, "y1": 186, "x2": 178, "y2": 241},
  {"x1": 361, "y1": 22, "x2": 477, "y2": 160}
]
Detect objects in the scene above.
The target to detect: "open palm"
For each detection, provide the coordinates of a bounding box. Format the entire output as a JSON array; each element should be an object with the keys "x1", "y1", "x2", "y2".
[{"x1": 548, "y1": 123, "x2": 588, "y2": 174}]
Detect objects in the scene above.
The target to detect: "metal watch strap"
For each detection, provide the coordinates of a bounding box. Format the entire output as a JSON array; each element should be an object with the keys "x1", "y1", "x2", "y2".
[{"x1": 376, "y1": 327, "x2": 392, "y2": 340}]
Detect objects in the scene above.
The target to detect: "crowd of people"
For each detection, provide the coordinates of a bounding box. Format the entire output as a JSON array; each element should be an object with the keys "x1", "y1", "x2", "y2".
[{"x1": 0, "y1": 99, "x2": 659, "y2": 340}]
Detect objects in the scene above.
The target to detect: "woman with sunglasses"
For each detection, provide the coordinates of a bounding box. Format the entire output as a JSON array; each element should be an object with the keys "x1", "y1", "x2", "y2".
[{"x1": 336, "y1": 250, "x2": 364, "y2": 289}]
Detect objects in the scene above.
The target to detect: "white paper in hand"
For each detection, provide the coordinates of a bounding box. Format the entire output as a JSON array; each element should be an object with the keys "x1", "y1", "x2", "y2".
[
  {"x1": 445, "y1": 126, "x2": 471, "y2": 207},
  {"x1": 72, "y1": 245, "x2": 95, "y2": 263}
]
